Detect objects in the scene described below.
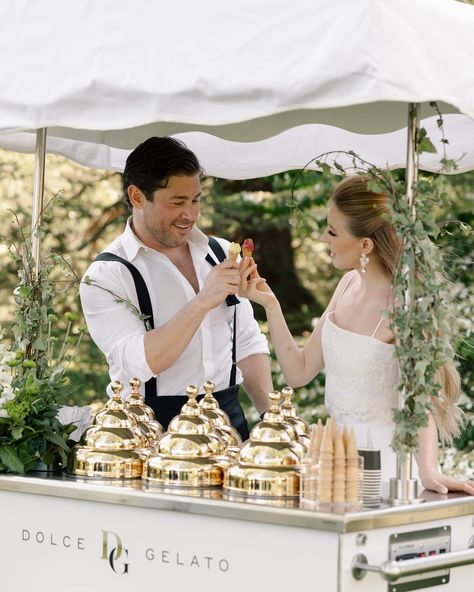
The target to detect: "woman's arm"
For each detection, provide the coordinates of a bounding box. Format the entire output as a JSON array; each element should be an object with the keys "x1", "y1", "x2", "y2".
[
  {"x1": 415, "y1": 414, "x2": 474, "y2": 495},
  {"x1": 239, "y1": 258, "x2": 353, "y2": 388},
  {"x1": 264, "y1": 296, "x2": 323, "y2": 388}
]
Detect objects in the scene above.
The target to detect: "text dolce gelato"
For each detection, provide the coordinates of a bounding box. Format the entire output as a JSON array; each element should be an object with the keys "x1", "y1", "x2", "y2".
[
  {"x1": 145, "y1": 547, "x2": 230, "y2": 572},
  {"x1": 22, "y1": 528, "x2": 85, "y2": 550}
]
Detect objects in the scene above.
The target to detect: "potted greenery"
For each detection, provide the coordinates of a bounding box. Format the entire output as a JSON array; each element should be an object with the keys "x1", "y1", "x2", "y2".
[{"x1": 0, "y1": 210, "x2": 87, "y2": 473}]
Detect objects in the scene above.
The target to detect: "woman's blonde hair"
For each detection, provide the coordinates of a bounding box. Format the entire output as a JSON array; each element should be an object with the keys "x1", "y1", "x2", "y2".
[
  {"x1": 432, "y1": 365, "x2": 463, "y2": 445},
  {"x1": 331, "y1": 175, "x2": 463, "y2": 444},
  {"x1": 331, "y1": 175, "x2": 401, "y2": 276}
]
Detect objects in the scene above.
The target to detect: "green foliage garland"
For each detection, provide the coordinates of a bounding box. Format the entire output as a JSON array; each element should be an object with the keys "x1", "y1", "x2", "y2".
[{"x1": 367, "y1": 168, "x2": 459, "y2": 455}]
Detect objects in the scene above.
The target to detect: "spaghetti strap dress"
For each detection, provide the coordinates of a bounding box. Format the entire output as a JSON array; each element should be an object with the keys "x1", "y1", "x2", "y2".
[{"x1": 321, "y1": 281, "x2": 419, "y2": 486}]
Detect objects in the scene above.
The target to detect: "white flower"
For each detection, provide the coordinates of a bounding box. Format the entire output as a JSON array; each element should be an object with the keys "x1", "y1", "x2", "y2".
[
  {"x1": 0, "y1": 393, "x2": 14, "y2": 405},
  {"x1": 0, "y1": 341, "x2": 14, "y2": 417},
  {"x1": 57, "y1": 405, "x2": 93, "y2": 442}
]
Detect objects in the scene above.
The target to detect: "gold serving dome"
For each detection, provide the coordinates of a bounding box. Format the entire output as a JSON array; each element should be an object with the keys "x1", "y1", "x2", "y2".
[
  {"x1": 198, "y1": 380, "x2": 242, "y2": 455},
  {"x1": 279, "y1": 386, "x2": 311, "y2": 449},
  {"x1": 224, "y1": 391, "x2": 304, "y2": 498},
  {"x1": 125, "y1": 377, "x2": 164, "y2": 447},
  {"x1": 144, "y1": 385, "x2": 231, "y2": 488},
  {"x1": 68, "y1": 381, "x2": 149, "y2": 479}
]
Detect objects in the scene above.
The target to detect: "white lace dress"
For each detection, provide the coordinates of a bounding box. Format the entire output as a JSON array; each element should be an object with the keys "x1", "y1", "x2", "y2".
[{"x1": 322, "y1": 312, "x2": 419, "y2": 484}]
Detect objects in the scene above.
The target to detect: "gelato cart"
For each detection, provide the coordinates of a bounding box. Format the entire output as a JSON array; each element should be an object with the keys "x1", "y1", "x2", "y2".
[{"x1": 1, "y1": 473, "x2": 473, "y2": 592}]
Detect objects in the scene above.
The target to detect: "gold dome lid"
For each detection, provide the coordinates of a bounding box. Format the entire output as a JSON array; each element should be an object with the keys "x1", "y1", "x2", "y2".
[
  {"x1": 239, "y1": 391, "x2": 305, "y2": 463},
  {"x1": 249, "y1": 391, "x2": 300, "y2": 444},
  {"x1": 158, "y1": 386, "x2": 225, "y2": 457},
  {"x1": 157, "y1": 433, "x2": 225, "y2": 458},
  {"x1": 82, "y1": 381, "x2": 148, "y2": 450},
  {"x1": 280, "y1": 386, "x2": 310, "y2": 438},
  {"x1": 224, "y1": 464, "x2": 300, "y2": 498},
  {"x1": 167, "y1": 385, "x2": 214, "y2": 435},
  {"x1": 68, "y1": 381, "x2": 147, "y2": 478},
  {"x1": 125, "y1": 377, "x2": 164, "y2": 443},
  {"x1": 279, "y1": 386, "x2": 299, "y2": 417},
  {"x1": 125, "y1": 377, "x2": 158, "y2": 422},
  {"x1": 93, "y1": 381, "x2": 137, "y2": 429},
  {"x1": 222, "y1": 390, "x2": 303, "y2": 497},
  {"x1": 238, "y1": 441, "x2": 302, "y2": 467},
  {"x1": 144, "y1": 385, "x2": 229, "y2": 487},
  {"x1": 145, "y1": 455, "x2": 231, "y2": 488},
  {"x1": 83, "y1": 426, "x2": 147, "y2": 450},
  {"x1": 199, "y1": 380, "x2": 231, "y2": 426},
  {"x1": 67, "y1": 447, "x2": 144, "y2": 479},
  {"x1": 198, "y1": 380, "x2": 242, "y2": 449}
]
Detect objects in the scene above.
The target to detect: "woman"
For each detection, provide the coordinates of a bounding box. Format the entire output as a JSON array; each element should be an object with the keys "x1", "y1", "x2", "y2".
[{"x1": 239, "y1": 175, "x2": 474, "y2": 495}]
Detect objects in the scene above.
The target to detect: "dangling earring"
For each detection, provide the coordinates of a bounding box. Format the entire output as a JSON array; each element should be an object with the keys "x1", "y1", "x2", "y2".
[{"x1": 359, "y1": 253, "x2": 369, "y2": 273}]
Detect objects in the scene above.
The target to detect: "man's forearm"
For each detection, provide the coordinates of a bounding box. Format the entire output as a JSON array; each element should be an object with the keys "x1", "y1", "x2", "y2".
[
  {"x1": 238, "y1": 353, "x2": 273, "y2": 415},
  {"x1": 144, "y1": 295, "x2": 210, "y2": 374}
]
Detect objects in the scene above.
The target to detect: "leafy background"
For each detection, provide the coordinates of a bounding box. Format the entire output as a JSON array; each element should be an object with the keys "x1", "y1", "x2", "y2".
[{"x1": 0, "y1": 150, "x2": 472, "y2": 471}]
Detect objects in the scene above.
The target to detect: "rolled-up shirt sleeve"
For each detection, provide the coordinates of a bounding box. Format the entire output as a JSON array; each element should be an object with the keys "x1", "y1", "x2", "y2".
[
  {"x1": 235, "y1": 297, "x2": 270, "y2": 362},
  {"x1": 79, "y1": 261, "x2": 156, "y2": 385}
]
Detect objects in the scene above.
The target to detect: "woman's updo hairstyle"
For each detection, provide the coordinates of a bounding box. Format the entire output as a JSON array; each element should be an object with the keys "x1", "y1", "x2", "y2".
[{"x1": 331, "y1": 175, "x2": 402, "y2": 276}]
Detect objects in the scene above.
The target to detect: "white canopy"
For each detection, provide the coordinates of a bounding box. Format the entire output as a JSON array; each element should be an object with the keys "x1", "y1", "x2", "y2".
[{"x1": 0, "y1": 0, "x2": 473, "y2": 177}]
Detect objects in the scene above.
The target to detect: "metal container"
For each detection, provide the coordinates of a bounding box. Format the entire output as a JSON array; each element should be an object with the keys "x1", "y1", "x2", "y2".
[
  {"x1": 224, "y1": 391, "x2": 304, "y2": 497},
  {"x1": 144, "y1": 385, "x2": 231, "y2": 487},
  {"x1": 68, "y1": 381, "x2": 148, "y2": 479}
]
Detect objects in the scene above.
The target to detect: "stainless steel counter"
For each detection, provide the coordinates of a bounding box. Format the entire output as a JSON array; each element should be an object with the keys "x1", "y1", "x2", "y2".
[{"x1": 0, "y1": 472, "x2": 472, "y2": 533}]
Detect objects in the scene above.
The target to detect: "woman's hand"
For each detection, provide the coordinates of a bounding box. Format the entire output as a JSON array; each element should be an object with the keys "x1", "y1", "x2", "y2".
[
  {"x1": 416, "y1": 415, "x2": 474, "y2": 496},
  {"x1": 419, "y1": 469, "x2": 474, "y2": 496},
  {"x1": 238, "y1": 256, "x2": 276, "y2": 308}
]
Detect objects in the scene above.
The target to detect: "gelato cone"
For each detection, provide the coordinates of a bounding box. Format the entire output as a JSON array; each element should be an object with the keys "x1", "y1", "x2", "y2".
[
  {"x1": 228, "y1": 242, "x2": 241, "y2": 261},
  {"x1": 242, "y1": 238, "x2": 254, "y2": 259}
]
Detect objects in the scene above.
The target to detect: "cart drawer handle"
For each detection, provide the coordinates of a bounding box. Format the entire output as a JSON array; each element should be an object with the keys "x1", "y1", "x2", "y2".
[{"x1": 352, "y1": 548, "x2": 474, "y2": 582}]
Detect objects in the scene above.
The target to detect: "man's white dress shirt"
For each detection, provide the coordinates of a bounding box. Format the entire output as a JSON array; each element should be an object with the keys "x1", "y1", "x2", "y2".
[{"x1": 80, "y1": 219, "x2": 269, "y2": 399}]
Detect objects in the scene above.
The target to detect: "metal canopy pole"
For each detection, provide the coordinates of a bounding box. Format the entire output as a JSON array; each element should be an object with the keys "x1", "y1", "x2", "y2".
[
  {"x1": 389, "y1": 103, "x2": 422, "y2": 506},
  {"x1": 31, "y1": 128, "x2": 47, "y2": 274}
]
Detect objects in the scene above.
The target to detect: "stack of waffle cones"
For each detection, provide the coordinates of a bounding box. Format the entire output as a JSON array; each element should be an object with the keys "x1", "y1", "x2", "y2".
[{"x1": 304, "y1": 417, "x2": 360, "y2": 504}]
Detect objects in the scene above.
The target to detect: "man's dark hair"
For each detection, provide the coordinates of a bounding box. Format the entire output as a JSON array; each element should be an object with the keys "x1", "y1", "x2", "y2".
[{"x1": 122, "y1": 137, "x2": 204, "y2": 210}]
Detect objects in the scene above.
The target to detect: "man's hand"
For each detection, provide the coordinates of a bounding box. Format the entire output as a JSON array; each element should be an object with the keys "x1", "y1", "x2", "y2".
[{"x1": 197, "y1": 259, "x2": 240, "y2": 309}]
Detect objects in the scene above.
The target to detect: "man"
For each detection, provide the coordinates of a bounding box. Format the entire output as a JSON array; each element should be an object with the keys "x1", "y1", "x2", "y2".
[{"x1": 80, "y1": 136, "x2": 272, "y2": 439}]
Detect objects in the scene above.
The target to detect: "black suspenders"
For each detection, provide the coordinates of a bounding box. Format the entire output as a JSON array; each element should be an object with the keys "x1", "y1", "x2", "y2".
[
  {"x1": 93, "y1": 237, "x2": 239, "y2": 396},
  {"x1": 205, "y1": 237, "x2": 239, "y2": 386}
]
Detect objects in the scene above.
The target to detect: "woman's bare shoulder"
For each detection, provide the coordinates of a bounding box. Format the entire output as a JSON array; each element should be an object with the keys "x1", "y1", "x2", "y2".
[
  {"x1": 334, "y1": 270, "x2": 358, "y2": 294},
  {"x1": 325, "y1": 270, "x2": 358, "y2": 313}
]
